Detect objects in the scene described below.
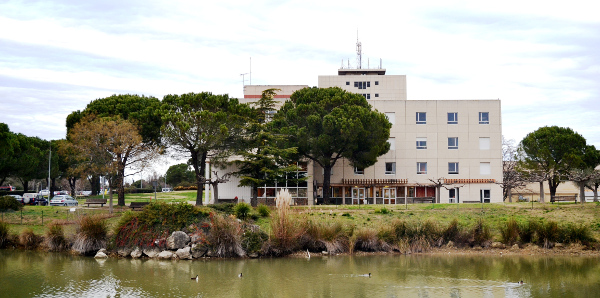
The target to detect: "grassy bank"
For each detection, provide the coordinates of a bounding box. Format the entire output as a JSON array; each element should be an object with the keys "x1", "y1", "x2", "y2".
[{"x1": 2, "y1": 191, "x2": 600, "y2": 256}]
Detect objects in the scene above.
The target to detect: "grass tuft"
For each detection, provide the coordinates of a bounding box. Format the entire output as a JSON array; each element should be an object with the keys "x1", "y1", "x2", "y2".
[
  {"x1": 45, "y1": 221, "x2": 68, "y2": 252},
  {"x1": 234, "y1": 202, "x2": 252, "y2": 220},
  {"x1": 72, "y1": 215, "x2": 108, "y2": 255}
]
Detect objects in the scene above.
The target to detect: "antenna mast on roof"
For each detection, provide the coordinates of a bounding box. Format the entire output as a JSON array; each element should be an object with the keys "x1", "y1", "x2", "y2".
[{"x1": 356, "y1": 30, "x2": 362, "y2": 69}]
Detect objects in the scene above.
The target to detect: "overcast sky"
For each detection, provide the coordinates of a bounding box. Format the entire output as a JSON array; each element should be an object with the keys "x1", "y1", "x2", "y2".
[{"x1": 1, "y1": 0, "x2": 599, "y2": 160}]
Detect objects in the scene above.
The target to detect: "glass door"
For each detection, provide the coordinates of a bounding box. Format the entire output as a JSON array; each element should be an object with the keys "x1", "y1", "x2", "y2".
[
  {"x1": 383, "y1": 188, "x2": 396, "y2": 204},
  {"x1": 352, "y1": 188, "x2": 365, "y2": 204}
]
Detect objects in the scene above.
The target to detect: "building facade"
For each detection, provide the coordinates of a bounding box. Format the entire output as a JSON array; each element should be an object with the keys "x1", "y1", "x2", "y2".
[{"x1": 217, "y1": 68, "x2": 503, "y2": 205}]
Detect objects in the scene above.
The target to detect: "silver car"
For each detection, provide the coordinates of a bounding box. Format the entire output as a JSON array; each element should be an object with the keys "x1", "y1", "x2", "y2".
[{"x1": 49, "y1": 195, "x2": 78, "y2": 206}]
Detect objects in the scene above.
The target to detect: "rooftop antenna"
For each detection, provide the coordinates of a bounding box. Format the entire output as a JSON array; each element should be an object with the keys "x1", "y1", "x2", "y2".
[
  {"x1": 240, "y1": 73, "x2": 248, "y2": 92},
  {"x1": 249, "y1": 57, "x2": 252, "y2": 85},
  {"x1": 356, "y1": 30, "x2": 362, "y2": 69}
]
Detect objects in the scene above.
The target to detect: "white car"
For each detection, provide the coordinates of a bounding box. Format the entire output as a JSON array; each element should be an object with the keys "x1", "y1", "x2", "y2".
[
  {"x1": 49, "y1": 195, "x2": 78, "y2": 206},
  {"x1": 39, "y1": 189, "x2": 50, "y2": 196},
  {"x1": 162, "y1": 188, "x2": 173, "y2": 192}
]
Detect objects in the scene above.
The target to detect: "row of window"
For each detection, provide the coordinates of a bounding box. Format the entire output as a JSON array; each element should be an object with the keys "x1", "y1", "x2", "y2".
[
  {"x1": 384, "y1": 112, "x2": 490, "y2": 125},
  {"x1": 416, "y1": 112, "x2": 489, "y2": 124},
  {"x1": 347, "y1": 81, "x2": 380, "y2": 89},
  {"x1": 414, "y1": 137, "x2": 490, "y2": 150},
  {"x1": 353, "y1": 162, "x2": 491, "y2": 175},
  {"x1": 387, "y1": 137, "x2": 491, "y2": 150}
]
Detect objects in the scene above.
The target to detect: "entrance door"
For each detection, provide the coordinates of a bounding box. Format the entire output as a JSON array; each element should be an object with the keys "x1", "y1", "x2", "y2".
[
  {"x1": 383, "y1": 188, "x2": 396, "y2": 204},
  {"x1": 352, "y1": 188, "x2": 365, "y2": 205},
  {"x1": 480, "y1": 189, "x2": 490, "y2": 203},
  {"x1": 449, "y1": 188, "x2": 459, "y2": 203}
]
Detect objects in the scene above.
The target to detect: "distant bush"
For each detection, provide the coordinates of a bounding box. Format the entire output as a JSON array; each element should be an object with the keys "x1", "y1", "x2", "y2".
[
  {"x1": 499, "y1": 218, "x2": 520, "y2": 245},
  {"x1": 257, "y1": 204, "x2": 271, "y2": 217},
  {"x1": 0, "y1": 220, "x2": 10, "y2": 248},
  {"x1": 469, "y1": 218, "x2": 491, "y2": 247},
  {"x1": 0, "y1": 195, "x2": 22, "y2": 211},
  {"x1": 20, "y1": 228, "x2": 40, "y2": 250},
  {"x1": 174, "y1": 185, "x2": 198, "y2": 191},
  {"x1": 374, "y1": 207, "x2": 392, "y2": 215},
  {"x1": 45, "y1": 222, "x2": 68, "y2": 252},
  {"x1": 72, "y1": 215, "x2": 108, "y2": 255},
  {"x1": 234, "y1": 202, "x2": 252, "y2": 220},
  {"x1": 208, "y1": 203, "x2": 236, "y2": 215}
]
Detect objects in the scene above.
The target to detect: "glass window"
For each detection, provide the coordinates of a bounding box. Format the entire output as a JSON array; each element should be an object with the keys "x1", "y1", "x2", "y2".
[
  {"x1": 480, "y1": 162, "x2": 491, "y2": 175},
  {"x1": 447, "y1": 112, "x2": 458, "y2": 124},
  {"x1": 354, "y1": 167, "x2": 364, "y2": 175},
  {"x1": 388, "y1": 138, "x2": 395, "y2": 150},
  {"x1": 417, "y1": 162, "x2": 427, "y2": 174},
  {"x1": 367, "y1": 81, "x2": 370, "y2": 88},
  {"x1": 375, "y1": 81, "x2": 379, "y2": 85},
  {"x1": 385, "y1": 162, "x2": 396, "y2": 175},
  {"x1": 354, "y1": 82, "x2": 358, "y2": 87},
  {"x1": 346, "y1": 81, "x2": 350, "y2": 85},
  {"x1": 385, "y1": 112, "x2": 395, "y2": 125},
  {"x1": 416, "y1": 112, "x2": 426, "y2": 124},
  {"x1": 448, "y1": 137, "x2": 458, "y2": 149},
  {"x1": 449, "y1": 188, "x2": 456, "y2": 199},
  {"x1": 416, "y1": 137, "x2": 427, "y2": 149},
  {"x1": 375, "y1": 93, "x2": 379, "y2": 97},
  {"x1": 479, "y1": 137, "x2": 490, "y2": 150},
  {"x1": 479, "y1": 112, "x2": 489, "y2": 124},
  {"x1": 448, "y1": 162, "x2": 459, "y2": 174}
]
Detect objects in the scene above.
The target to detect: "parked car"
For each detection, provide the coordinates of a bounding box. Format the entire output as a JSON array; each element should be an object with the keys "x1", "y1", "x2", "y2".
[
  {"x1": 53, "y1": 190, "x2": 69, "y2": 195},
  {"x1": 7, "y1": 194, "x2": 23, "y2": 204},
  {"x1": 162, "y1": 188, "x2": 173, "y2": 192},
  {"x1": 34, "y1": 195, "x2": 48, "y2": 206},
  {"x1": 39, "y1": 189, "x2": 50, "y2": 197},
  {"x1": 0, "y1": 185, "x2": 16, "y2": 191},
  {"x1": 77, "y1": 190, "x2": 92, "y2": 197},
  {"x1": 49, "y1": 195, "x2": 78, "y2": 206}
]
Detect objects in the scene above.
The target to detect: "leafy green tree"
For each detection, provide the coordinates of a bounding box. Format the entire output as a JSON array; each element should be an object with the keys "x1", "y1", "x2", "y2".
[
  {"x1": 66, "y1": 94, "x2": 163, "y2": 205},
  {"x1": 519, "y1": 126, "x2": 588, "y2": 201},
  {"x1": 161, "y1": 92, "x2": 251, "y2": 205},
  {"x1": 0, "y1": 123, "x2": 20, "y2": 185},
  {"x1": 233, "y1": 88, "x2": 301, "y2": 207},
  {"x1": 165, "y1": 163, "x2": 195, "y2": 187},
  {"x1": 13, "y1": 134, "x2": 47, "y2": 193},
  {"x1": 273, "y1": 87, "x2": 392, "y2": 202}
]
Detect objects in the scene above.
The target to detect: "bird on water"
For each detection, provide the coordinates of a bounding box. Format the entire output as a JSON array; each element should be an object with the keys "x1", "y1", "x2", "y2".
[
  {"x1": 191, "y1": 275, "x2": 198, "y2": 281},
  {"x1": 238, "y1": 273, "x2": 243, "y2": 278}
]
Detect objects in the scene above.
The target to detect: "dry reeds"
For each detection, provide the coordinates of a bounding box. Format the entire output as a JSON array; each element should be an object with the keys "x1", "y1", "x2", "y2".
[
  {"x1": 72, "y1": 215, "x2": 108, "y2": 255},
  {"x1": 207, "y1": 213, "x2": 244, "y2": 257},
  {"x1": 263, "y1": 189, "x2": 303, "y2": 256},
  {"x1": 0, "y1": 220, "x2": 9, "y2": 248},
  {"x1": 19, "y1": 228, "x2": 40, "y2": 250},
  {"x1": 301, "y1": 220, "x2": 349, "y2": 254},
  {"x1": 499, "y1": 218, "x2": 520, "y2": 245},
  {"x1": 469, "y1": 218, "x2": 491, "y2": 247},
  {"x1": 45, "y1": 221, "x2": 68, "y2": 252}
]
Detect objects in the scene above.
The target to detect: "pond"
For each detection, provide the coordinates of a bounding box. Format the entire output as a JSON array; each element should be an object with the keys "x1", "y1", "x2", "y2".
[{"x1": 1, "y1": 250, "x2": 599, "y2": 297}]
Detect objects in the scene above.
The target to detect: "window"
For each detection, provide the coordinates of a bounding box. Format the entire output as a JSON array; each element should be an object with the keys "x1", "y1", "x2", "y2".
[
  {"x1": 417, "y1": 162, "x2": 427, "y2": 174},
  {"x1": 388, "y1": 138, "x2": 395, "y2": 150},
  {"x1": 416, "y1": 137, "x2": 427, "y2": 149},
  {"x1": 448, "y1": 162, "x2": 459, "y2": 174},
  {"x1": 448, "y1": 137, "x2": 458, "y2": 149},
  {"x1": 354, "y1": 82, "x2": 358, "y2": 87},
  {"x1": 416, "y1": 112, "x2": 426, "y2": 124},
  {"x1": 362, "y1": 94, "x2": 370, "y2": 99},
  {"x1": 480, "y1": 162, "x2": 490, "y2": 175},
  {"x1": 354, "y1": 167, "x2": 364, "y2": 175},
  {"x1": 479, "y1": 112, "x2": 489, "y2": 124},
  {"x1": 385, "y1": 162, "x2": 396, "y2": 175},
  {"x1": 375, "y1": 93, "x2": 379, "y2": 97},
  {"x1": 481, "y1": 189, "x2": 491, "y2": 203},
  {"x1": 367, "y1": 81, "x2": 370, "y2": 88},
  {"x1": 375, "y1": 81, "x2": 379, "y2": 85},
  {"x1": 449, "y1": 188, "x2": 457, "y2": 203},
  {"x1": 385, "y1": 112, "x2": 395, "y2": 125},
  {"x1": 346, "y1": 81, "x2": 350, "y2": 85},
  {"x1": 447, "y1": 112, "x2": 458, "y2": 124},
  {"x1": 356, "y1": 81, "x2": 370, "y2": 89},
  {"x1": 479, "y1": 137, "x2": 490, "y2": 150}
]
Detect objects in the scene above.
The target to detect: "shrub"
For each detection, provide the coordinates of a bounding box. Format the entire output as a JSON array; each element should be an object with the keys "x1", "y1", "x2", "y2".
[
  {"x1": 301, "y1": 220, "x2": 349, "y2": 254},
  {"x1": 263, "y1": 190, "x2": 303, "y2": 256},
  {"x1": 536, "y1": 220, "x2": 560, "y2": 248},
  {"x1": 355, "y1": 227, "x2": 383, "y2": 252},
  {"x1": 374, "y1": 207, "x2": 391, "y2": 215},
  {"x1": 207, "y1": 213, "x2": 244, "y2": 257},
  {"x1": 257, "y1": 204, "x2": 271, "y2": 217},
  {"x1": 72, "y1": 215, "x2": 108, "y2": 255},
  {"x1": 499, "y1": 218, "x2": 520, "y2": 245},
  {"x1": 241, "y1": 224, "x2": 268, "y2": 254},
  {"x1": 0, "y1": 195, "x2": 22, "y2": 211},
  {"x1": 20, "y1": 228, "x2": 39, "y2": 250},
  {"x1": 0, "y1": 220, "x2": 10, "y2": 248},
  {"x1": 208, "y1": 203, "x2": 236, "y2": 215},
  {"x1": 561, "y1": 223, "x2": 595, "y2": 245},
  {"x1": 45, "y1": 222, "x2": 68, "y2": 252},
  {"x1": 234, "y1": 202, "x2": 252, "y2": 220},
  {"x1": 442, "y1": 219, "x2": 467, "y2": 245},
  {"x1": 470, "y1": 218, "x2": 491, "y2": 247},
  {"x1": 519, "y1": 220, "x2": 538, "y2": 244}
]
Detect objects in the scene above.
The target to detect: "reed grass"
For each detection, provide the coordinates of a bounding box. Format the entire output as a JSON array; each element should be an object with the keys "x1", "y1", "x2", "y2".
[
  {"x1": 207, "y1": 213, "x2": 244, "y2": 257},
  {"x1": 19, "y1": 228, "x2": 40, "y2": 250},
  {"x1": 0, "y1": 220, "x2": 9, "y2": 248},
  {"x1": 499, "y1": 218, "x2": 520, "y2": 245},
  {"x1": 45, "y1": 221, "x2": 68, "y2": 252},
  {"x1": 72, "y1": 215, "x2": 108, "y2": 255}
]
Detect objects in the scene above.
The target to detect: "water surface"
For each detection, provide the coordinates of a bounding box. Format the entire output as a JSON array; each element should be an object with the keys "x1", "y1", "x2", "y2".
[{"x1": 1, "y1": 250, "x2": 600, "y2": 297}]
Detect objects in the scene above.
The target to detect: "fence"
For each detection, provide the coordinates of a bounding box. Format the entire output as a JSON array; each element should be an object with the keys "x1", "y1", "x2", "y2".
[{"x1": 0, "y1": 208, "x2": 120, "y2": 226}]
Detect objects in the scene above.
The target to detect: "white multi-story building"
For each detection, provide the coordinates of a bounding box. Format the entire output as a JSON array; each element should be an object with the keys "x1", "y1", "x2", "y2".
[{"x1": 217, "y1": 67, "x2": 503, "y2": 205}]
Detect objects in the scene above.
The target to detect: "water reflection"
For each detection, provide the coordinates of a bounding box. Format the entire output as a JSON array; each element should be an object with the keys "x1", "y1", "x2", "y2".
[{"x1": 1, "y1": 250, "x2": 599, "y2": 297}]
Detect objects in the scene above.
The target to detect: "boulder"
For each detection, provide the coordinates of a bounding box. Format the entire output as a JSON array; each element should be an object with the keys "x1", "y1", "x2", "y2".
[
  {"x1": 117, "y1": 247, "x2": 133, "y2": 257},
  {"x1": 98, "y1": 248, "x2": 107, "y2": 254},
  {"x1": 511, "y1": 244, "x2": 520, "y2": 250},
  {"x1": 191, "y1": 244, "x2": 207, "y2": 258},
  {"x1": 248, "y1": 253, "x2": 259, "y2": 258},
  {"x1": 176, "y1": 247, "x2": 193, "y2": 260},
  {"x1": 158, "y1": 250, "x2": 174, "y2": 259},
  {"x1": 167, "y1": 231, "x2": 190, "y2": 250},
  {"x1": 491, "y1": 242, "x2": 505, "y2": 249},
  {"x1": 446, "y1": 241, "x2": 455, "y2": 248},
  {"x1": 131, "y1": 247, "x2": 143, "y2": 258},
  {"x1": 143, "y1": 248, "x2": 161, "y2": 258},
  {"x1": 94, "y1": 251, "x2": 108, "y2": 258}
]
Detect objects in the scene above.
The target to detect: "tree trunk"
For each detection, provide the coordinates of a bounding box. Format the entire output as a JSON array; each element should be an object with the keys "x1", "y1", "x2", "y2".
[
  {"x1": 323, "y1": 166, "x2": 332, "y2": 203},
  {"x1": 90, "y1": 175, "x2": 100, "y2": 196},
  {"x1": 212, "y1": 182, "x2": 218, "y2": 205},
  {"x1": 251, "y1": 186, "x2": 258, "y2": 207},
  {"x1": 579, "y1": 182, "x2": 586, "y2": 204},
  {"x1": 109, "y1": 180, "x2": 114, "y2": 214},
  {"x1": 68, "y1": 177, "x2": 77, "y2": 198},
  {"x1": 548, "y1": 176, "x2": 559, "y2": 202},
  {"x1": 594, "y1": 184, "x2": 599, "y2": 202},
  {"x1": 539, "y1": 181, "x2": 545, "y2": 203},
  {"x1": 508, "y1": 187, "x2": 512, "y2": 203}
]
